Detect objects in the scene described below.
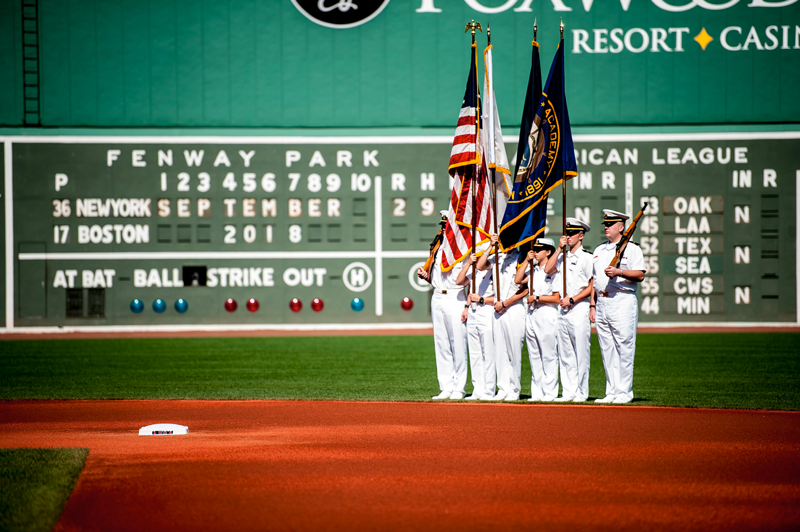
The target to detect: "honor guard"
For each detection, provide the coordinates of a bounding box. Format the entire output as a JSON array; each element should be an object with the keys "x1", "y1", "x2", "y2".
[
  {"x1": 417, "y1": 211, "x2": 469, "y2": 400},
  {"x1": 545, "y1": 218, "x2": 594, "y2": 402},
  {"x1": 456, "y1": 252, "x2": 497, "y2": 401},
  {"x1": 477, "y1": 235, "x2": 528, "y2": 401},
  {"x1": 515, "y1": 238, "x2": 562, "y2": 402},
  {"x1": 591, "y1": 209, "x2": 646, "y2": 404}
]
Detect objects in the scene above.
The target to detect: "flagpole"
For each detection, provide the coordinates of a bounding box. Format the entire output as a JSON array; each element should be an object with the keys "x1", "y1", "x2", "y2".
[
  {"x1": 560, "y1": 18, "x2": 568, "y2": 299},
  {"x1": 466, "y1": 20, "x2": 481, "y2": 295},
  {"x1": 487, "y1": 25, "x2": 501, "y2": 300},
  {"x1": 529, "y1": 20, "x2": 537, "y2": 299}
]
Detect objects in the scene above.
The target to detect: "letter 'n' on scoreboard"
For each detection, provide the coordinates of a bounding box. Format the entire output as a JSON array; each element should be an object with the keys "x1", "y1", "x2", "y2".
[{"x1": 1, "y1": 132, "x2": 799, "y2": 332}]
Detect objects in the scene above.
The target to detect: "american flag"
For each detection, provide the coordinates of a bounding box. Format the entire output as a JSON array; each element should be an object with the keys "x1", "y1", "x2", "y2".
[{"x1": 441, "y1": 44, "x2": 493, "y2": 272}]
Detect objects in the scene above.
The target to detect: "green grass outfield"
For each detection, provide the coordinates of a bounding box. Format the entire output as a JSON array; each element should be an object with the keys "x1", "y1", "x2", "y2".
[
  {"x1": 0, "y1": 448, "x2": 88, "y2": 532},
  {"x1": 1, "y1": 333, "x2": 799, "y2": 410}
]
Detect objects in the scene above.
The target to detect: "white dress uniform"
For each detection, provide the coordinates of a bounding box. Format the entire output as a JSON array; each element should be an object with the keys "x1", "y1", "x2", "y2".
[
  {"x1": 525, "y1": 262, "x2": 561, "y2": 401},
  {"x1": 462, "y1": 268, "x2": 496, "y2": 400},
  {"x1": 593, "y1": 219, "x2": 646, "y2": 403},
  {"x1": 487, "y1": 249, "x2": 526, "y2": 401},
  {"x1": 553, "y1": 245, "x2": 594, "y2": 401},
  {"x1": 430, "y1": 248, "x2": 469, "y2": 399}
]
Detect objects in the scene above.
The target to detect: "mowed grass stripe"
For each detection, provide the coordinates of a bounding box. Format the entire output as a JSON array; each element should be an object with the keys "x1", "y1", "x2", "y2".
[
  {"x1": 0, "y1": 333, "x2": 798, "y2": 410},
  {"x1": 0, "y1": 448, "x2": 89, "y2": 532}
]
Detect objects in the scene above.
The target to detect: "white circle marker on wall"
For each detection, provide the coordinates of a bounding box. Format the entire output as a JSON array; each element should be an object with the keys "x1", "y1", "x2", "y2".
[
  {"x1": 408, "y1": 262, "x2": 433, "y2": 292},
  {"x1": 342, "y1": 262, "x2": 373, "y2": 292}
]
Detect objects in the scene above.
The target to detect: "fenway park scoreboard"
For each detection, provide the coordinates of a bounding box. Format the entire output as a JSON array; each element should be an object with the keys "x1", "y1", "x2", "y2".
[{"x1": 2, "y1": 132, "x2": 799, "y2": 330}]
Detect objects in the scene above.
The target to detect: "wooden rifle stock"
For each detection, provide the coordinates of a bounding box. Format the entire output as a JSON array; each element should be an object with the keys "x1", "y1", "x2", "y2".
[
  {"x1": 608, "y1": 203, "x2": 649, "y2": 268},
  {"x1": 422, "y1": 219, "x2": 447, "y2": 282}
]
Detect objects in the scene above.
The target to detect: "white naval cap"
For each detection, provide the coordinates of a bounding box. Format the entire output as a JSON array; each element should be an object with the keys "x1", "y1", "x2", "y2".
[
  {"x1": 439, "y1": 209, "x2": 449, "y2": 218},
  {"x1": 532, "y1": 237, "x2": 556, "y2": 250},
  {"x1": 565, "y1": 217, "x2": 590, "y2": 232},
  {"x1": 602, "y1": 209, "x2": 629, "y2": 223}
]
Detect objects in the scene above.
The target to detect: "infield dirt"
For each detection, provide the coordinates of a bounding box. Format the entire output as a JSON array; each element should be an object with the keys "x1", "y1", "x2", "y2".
[{"x1": 1, "y1": 400, "x2": 799, "y2": 531}]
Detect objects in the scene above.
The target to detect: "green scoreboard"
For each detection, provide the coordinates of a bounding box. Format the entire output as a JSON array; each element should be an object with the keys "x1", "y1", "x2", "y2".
[{"x1": 2, "y1": 132, "x2": 799, "y2": 331}]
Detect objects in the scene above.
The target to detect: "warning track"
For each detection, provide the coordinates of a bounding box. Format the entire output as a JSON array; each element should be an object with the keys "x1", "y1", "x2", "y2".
[
  {"x1": 1, "y1": 400, "x2": 799, "y2": 531},
  {"x1": 3, "y1": 325, "x2": 800, "y2": 340}
]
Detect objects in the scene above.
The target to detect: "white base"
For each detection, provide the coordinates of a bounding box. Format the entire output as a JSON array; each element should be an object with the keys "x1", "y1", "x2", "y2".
[{"x1": 139, "y1": 423, "x2": 189, "y2": 436}]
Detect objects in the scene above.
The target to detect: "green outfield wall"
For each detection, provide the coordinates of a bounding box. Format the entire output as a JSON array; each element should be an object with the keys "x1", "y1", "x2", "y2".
[
  {"x1": 1, "y1": 1, "x2": 799, "y2": 330},
  {"x1": 1, "y1": 0, "x2": 800, "y2": 128}
]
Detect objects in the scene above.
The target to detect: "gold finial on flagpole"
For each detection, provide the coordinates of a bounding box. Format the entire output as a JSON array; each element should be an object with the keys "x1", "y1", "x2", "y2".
[
  {"x1": 534, "y1": 18, "x2": 537, "y2": 41},
  {"x1": 465, "y1": 20, "x2": 482, "y2": 44},
  {"x1": 560, "y1": 18, "x2": 564, "y2": 39},
  {"x1": 464, "y1": 20, "x2": 482, "y2": 35}
]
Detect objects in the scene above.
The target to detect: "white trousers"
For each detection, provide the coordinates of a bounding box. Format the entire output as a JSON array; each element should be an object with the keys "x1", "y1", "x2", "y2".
[
  {"x1": 525, "y1": 304, "x2": 560, "y2": 400},
  {"x1": 431, "y1": 292, "x2": 469, "y2": 394},
  {"x1": 556, "y1": 301, "x2": 591, "y2": 399},
  {"x1": 467, "y1": 305, "x2": 496, "y2": 397},
  {"x1": 595, "y1": 291, "x2": 639, "y2": 401},
  {"x1": 493, "y1": 302, "x2": 526, "y2": 398}
]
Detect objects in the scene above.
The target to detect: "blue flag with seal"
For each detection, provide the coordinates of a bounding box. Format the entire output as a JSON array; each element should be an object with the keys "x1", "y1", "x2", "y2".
[
  {"x1": 498, "y1": 36, "x2": 542, "y2": 252},
  {"x1": 499, "y1": 38, "x2": 577, "y2": 252}
]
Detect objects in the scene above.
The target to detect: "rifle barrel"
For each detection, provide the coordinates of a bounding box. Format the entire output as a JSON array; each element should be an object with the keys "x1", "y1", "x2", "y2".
[{"x1": 608, "y1": 202, "x2": 649, "y2": 268}]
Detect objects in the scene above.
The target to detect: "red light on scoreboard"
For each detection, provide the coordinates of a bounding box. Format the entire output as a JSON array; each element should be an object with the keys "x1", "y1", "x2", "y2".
[
  {"x1": 311, "y1": 298, "x2": 324, "y2": 312},
  {"x1": 246, "y1": 298, "x2": 259, "y2": 312},
  {"x1": 224, "y1": 298, "x2": 237, "y2": 312},
  {"x1": 289, "y1": 298, "x2": 302, "y2": 312},
  {"x1": 401, "y1": 297, "x2": 413, "y2": 311}
]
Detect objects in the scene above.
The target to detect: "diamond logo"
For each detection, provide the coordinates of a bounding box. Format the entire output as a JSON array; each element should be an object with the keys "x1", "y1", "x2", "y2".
[{"x1": 694, "y1": 28, "x2": 713, "y2": 51}]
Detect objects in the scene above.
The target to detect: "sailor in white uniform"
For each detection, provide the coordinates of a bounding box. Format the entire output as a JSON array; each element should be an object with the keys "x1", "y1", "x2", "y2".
[
  {"x1": 456, "y1": 252, "x2": 497, "y2": 400},
  {"x1": 477, "y1": 234, "x2": 528, "y2": 401},
  {"x1": 545, "y1": 218, "x2": 594, "y2": 402},
  {"x1": 514, "y1": 238, "x2": 561, "y2": 402},
  {"x1": 417, "y1": 212, "x2": 469, "y2": 400},
  {"x1": 591, "y1": 209, "x2": 646, "y2": 404}
]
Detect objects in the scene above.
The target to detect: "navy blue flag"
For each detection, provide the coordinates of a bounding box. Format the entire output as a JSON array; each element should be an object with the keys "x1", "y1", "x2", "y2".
[
  {"x1": 500, "y1": 38, "x2": 542, "y2": 253},
  {"x1": 513, "y1": 40, "x2": 543, "y2": 183},
  {"x1": 499, "y1": 39, "x2": 577, "y2": 252}
]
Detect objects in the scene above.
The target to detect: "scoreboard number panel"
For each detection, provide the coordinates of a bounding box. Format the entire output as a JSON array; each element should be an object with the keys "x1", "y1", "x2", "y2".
[
  {"x1": 565, "y1": 134, "x2": 799, "y2": 324},
  {"x1": 5, "y1": 139, "x2": 453, "y2": 328},
  {"x1": 1, "y1": 133, "x2": 799, "y2": 329}
]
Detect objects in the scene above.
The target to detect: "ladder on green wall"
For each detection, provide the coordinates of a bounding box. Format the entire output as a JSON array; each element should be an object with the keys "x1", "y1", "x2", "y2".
[{"x1": 21, "y1": 0, "x2": 41, "y2": 126}]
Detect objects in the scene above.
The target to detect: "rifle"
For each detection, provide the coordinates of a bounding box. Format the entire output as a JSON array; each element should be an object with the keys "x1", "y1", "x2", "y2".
[
  {"x1": 422, "y1": 215, "x2": 448, "y2": 282},
  {"x1": 608, "y1": 203, "x2": 649, "y2": 268}
]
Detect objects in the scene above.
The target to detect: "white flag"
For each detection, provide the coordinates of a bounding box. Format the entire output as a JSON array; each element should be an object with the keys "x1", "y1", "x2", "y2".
[{"x1": 482, "y1": 45, "x2": 512, "y2": 229}]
